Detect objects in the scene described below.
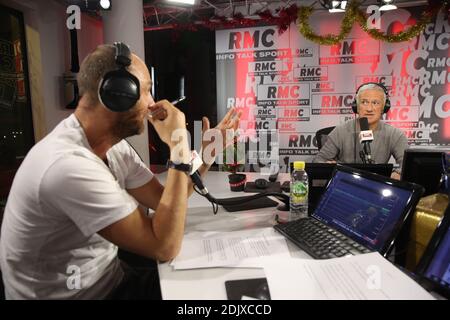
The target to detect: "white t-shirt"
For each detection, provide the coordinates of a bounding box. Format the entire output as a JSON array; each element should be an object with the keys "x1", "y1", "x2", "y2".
[{"x1": 0, "y1": 114, "x2": 153, "y2": 299}]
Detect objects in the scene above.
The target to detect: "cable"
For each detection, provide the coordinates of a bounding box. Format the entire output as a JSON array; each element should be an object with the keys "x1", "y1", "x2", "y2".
[
  {"x1": 359, "y1": 150, "x2": 367, "y2": 164},
  {"x1": 204, "y1": 191, "x2": 289, "y2": 215},
  {"x1": 206, "y1": 191, "x2": 289, "y2": 206},
  {"x1": 194, "y1": 184, "x2": 218, "y2": 214},
  {"x1": 190, "y1": 171, "x2": 290, "y2": 214},
  {"x1": 125, "y1": 140, "x2": 145, "y2": 163}
]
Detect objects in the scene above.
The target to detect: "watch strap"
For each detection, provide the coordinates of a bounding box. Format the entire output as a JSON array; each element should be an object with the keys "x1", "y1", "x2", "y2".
[{"x1": 166, "y1": 160, "x2": 192, "y2": 173}]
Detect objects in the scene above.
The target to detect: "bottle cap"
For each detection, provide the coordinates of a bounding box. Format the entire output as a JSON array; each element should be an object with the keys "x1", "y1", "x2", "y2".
[{"x1": 293, "y1": 161, "x2": 305, "y2": 170}]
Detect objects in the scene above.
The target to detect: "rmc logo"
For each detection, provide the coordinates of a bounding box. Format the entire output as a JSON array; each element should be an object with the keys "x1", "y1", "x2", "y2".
[
  {"x1": 319, "y1": 38, "x2": 380, "y2": 64},
  {"x1": 228, "y1": 29, "x2": 275, "y2": 50},
  {"x1": 329, "y1": 39, "x2": 379, "y2": 57}
]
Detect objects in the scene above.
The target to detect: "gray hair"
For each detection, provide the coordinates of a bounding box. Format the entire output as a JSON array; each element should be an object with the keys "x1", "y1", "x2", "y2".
[
  {"x1": 77, "y1": 44, "x2": 117, "y2": 104},
  {"x1": 356, "y1": 83, "x2": 387, "y2": 105}
]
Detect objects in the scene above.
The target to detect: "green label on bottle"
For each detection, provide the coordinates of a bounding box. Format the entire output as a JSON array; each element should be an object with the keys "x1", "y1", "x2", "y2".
[{"x1": 291, "y1": 182, "x2": 308, "y2": 202}]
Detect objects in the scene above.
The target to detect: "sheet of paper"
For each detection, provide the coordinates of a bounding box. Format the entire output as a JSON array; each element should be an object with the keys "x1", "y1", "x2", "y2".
[
  {"x1": 171, "y1": 228, "x2": 291, "y2": 270},
  {"x1": 263, "y1": 252, "x2": 435, "y2": 300}
]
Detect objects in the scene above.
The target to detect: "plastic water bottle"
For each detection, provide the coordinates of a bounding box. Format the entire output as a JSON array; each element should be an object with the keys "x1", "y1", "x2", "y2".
[{"x1": 290, "y1": 161, "x2": 309, "y2": 221}]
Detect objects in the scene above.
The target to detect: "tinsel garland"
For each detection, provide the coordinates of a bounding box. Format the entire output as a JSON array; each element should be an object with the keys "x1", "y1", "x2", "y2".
[
  {"x1": 354, "y1": 2, "x2": 442, "y2": 43},
  {"x1": 298, "y1": 5, "x2": 355, "y2": 45},
  {"x1": 355, "y1": 12, "x2": 431, "y2": 43},
  {"x1": 297, "y1": 0, "x2": 447, "y2": 45}
]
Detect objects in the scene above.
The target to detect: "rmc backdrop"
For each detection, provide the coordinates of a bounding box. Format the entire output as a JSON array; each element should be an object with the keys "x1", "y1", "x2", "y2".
[{"x1": 215, "y1": 7, "x2": 450, "y2": 171}]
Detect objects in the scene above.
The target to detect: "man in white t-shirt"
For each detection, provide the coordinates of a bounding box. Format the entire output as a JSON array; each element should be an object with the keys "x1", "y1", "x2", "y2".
[{"x1": 0, "y1": 43, "x2": 240, "y2": 299}]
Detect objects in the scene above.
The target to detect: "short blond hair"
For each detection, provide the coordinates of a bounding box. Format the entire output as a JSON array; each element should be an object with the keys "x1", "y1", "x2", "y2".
[
  {"x1": 356, "y1": 83, "x2": 387, "y2": 105},
  {"x1": 77, "y1": 44, "x2": 116, "y2": 103}
]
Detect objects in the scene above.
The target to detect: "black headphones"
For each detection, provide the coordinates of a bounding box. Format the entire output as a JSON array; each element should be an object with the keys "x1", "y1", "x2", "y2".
[
  {"x1": 98, "y1": 42, "x2": 140, "y2": 112},
  {"x1": 351, "y1": 82, "x2": 391, "y2": 114}
]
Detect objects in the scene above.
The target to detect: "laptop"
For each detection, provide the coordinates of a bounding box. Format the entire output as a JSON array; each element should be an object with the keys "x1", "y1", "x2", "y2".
[
  {"x1": 275, "y1": 165, "x2": 424, "y2": 259},
  {"x1": 288, "y1": 162, "x2": 393, "y2": 214},
  {"x1": 415, "y1": 203, "x2": 450, "y2": 299}
]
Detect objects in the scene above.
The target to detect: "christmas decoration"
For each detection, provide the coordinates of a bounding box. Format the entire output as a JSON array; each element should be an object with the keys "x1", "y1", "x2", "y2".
[
  {"x1": 354, "y1": 8, "x2": 435, "y2": 43},
  {"x1": 297, "y1": 0, "x2": 448, "y2": 45},
  {"x1": 298, "y1": 5, "x2": 355, "y2": 45},
  {"x1": 199, "y1": 5, "x2": 298, "y2": 34},
  {"x1": 159, "y1": 0, "x2": 448, "y2": 45}
]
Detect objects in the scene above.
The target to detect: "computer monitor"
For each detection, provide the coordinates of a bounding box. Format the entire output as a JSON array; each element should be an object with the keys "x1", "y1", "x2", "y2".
[
  {"x1": 415, "y1": 203, "x2": 450, "y2": 299},
  {"x1": 290, "y1": 163, "x2": 393, "y2": 214},
  {"x1": 401, "y1": 148, "x2": 450, "y2": 197}
]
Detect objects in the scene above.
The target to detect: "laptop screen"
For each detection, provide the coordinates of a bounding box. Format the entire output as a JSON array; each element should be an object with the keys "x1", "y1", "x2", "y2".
[
  {"x1": 312, "y1": 168, "x2": 415, "y2": 251},
  {"x1": 423, "y1": 224, "x2": 450, "y2": 292},
  {"x1": 303, "y1": 163, "x2": 393, "y2": 214}
]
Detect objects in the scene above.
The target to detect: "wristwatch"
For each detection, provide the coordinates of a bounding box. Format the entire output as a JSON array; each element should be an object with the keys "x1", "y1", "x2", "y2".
[{"x1": 166, "y1": 160, "x2": 192, "y2": 174}]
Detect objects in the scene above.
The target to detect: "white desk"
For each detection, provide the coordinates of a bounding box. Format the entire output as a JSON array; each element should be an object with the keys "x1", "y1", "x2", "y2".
[{"x1": 156, "y1": 171, "x2": 312, "y2": 300}]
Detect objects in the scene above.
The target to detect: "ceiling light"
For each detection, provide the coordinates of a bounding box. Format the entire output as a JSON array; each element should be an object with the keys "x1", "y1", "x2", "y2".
[
  {"x1": 80, "y1": 0, "x2": 111, "y2": 11},
  {"x1": 167, "y1": 0, "x2": 196, "y2": 5},
  {"x1": 99, "y1": 0, "x2": 110, "y2": 10},
  {"x1": 379, "y1": 0, "x2": 397, "y2": 11}
]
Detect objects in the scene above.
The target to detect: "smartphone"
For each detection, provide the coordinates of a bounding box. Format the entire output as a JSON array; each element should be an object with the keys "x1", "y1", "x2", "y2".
[{"x1": 224, "y1": 278, "x2": 271, "y2": 300}]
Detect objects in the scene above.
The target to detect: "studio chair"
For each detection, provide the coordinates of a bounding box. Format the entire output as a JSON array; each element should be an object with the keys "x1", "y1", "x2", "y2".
[{"x1": 315, "y1": 126, "x2": 335, "y2": 150}]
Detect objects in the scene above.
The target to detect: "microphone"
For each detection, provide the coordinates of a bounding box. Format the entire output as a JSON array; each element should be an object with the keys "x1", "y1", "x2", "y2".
[
  {"x1": 358, "y1": 117, "x2": 374, "y2": 164},
  {"x1": 190, "y1": 170, "x2": 209, "y2": 195}
]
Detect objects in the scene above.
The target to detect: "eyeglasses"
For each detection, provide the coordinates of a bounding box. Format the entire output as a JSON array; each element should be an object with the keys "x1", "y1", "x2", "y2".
[{"x1": 359, "y1": 99, "x2": 383, "y2": 107}]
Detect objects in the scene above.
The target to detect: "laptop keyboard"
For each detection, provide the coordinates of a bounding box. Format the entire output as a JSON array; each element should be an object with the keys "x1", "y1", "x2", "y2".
[{"x1": 274, "y1": 218, "x2": 371, "y2": 259}]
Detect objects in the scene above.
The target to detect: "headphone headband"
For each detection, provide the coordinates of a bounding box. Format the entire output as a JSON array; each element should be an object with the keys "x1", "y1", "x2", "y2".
[{"x1": 114, "y1": 42, "x2": 131, "y2": 67}]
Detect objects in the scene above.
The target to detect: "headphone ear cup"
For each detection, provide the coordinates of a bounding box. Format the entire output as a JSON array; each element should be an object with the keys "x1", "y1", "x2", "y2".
[
  {"x1": 99, "y1": 69, "x2": 140, "y2": 112},
  {"x1": 351, "y1": 99, "x2": 358, "y2": 114},
  {"x1": 383, "y1": 98, "x2": 391, "y2": 114}
]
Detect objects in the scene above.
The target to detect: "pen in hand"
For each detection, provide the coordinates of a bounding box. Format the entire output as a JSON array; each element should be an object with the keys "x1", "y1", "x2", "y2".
[
  {"x1": 148, "y1": 96, "x2": 186, "y2": 120},
  {"x1": 170, "y1": 96, "x2": 186, "y2": 106}
]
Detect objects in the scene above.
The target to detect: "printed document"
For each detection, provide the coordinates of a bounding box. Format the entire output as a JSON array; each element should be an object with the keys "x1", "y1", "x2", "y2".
[
  {"x1": 263, "y1": 252, "x2": 435, "y2": 300},
  {"x1": 171, "y1": 228, "x2": 291, "y2": 270}
]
